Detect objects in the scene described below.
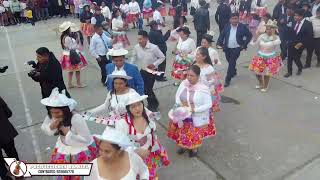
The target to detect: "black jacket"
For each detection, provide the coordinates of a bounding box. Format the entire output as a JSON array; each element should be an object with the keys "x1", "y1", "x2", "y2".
[
  {"x1": 0, "y1": 97, "x2": 18, "y2": 145},
  {"x1": 215, "y1": 3, "x2": 231, "y2": 26},
  {"x1": 287, "y1": 20, "x2": 314, "y2": 47},
  {"x1": 272, "y1": 3, "x2": 286, "y2": 21},
  {"x1": 193, "y1": 6, "x2": 210, "y2": 32},
  {"x1": 30, "y1": 54, "x2": 70, "y2": 98},
  {"x1": 278, "y1": 14, "x2": 294, "y2": 41},
  {"x1": 149, "y1": 29, "x2": 171, "y2": 54},
  {"x1": 217, "y1": 23, "x2": 253, "y2": 50}
]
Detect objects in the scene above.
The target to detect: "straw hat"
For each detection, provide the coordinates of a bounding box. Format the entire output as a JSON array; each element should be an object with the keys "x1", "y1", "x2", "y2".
[
  {"x1": 107, "y1": 46, "x2": 129, "y2": 57},
  {"x1": 58, "y1": 21, "x2": 72, "y2": 33},
  {"x1": 108, "y1": 69, "x2": 132, "y2": 80},
  {"x1": 94, "y1": 126, "x2": 132, "y2": 149},
  {"x1": 126, "y1": 93, "x2": 148, "y2": 106},
  {"x1": 40, "y1": 88, "x2": 77, "y2": 111},
  {"x1": 70, "y1": 23, "x2": 80, "y2": 32},
  {"x1": 265, "y1": 20, "x2": 278, "y2": 28}
]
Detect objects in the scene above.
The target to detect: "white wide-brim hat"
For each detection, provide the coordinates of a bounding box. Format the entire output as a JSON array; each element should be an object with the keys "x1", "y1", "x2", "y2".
[
  {"x1": 94, "y1": 126, "x2": 132, "y2": 148},
  {"x1": 59, "y1": 21, "x2": 72, "y2": 33},
  {"x1": 126, "y1": 93, "x2": 148, "y2": 106},
  {"x1": 107, "y1": 48, "x2": 129, "y2": 57},
  {"x1": 70, "y1": 23, "x2": 80, "y2": 32},
  {"x1": 40, "y1": 88, "x2": 77, "y2": 111},
  {"x1": 108, "y1": 69, "x2": 132, "y2": 80}
]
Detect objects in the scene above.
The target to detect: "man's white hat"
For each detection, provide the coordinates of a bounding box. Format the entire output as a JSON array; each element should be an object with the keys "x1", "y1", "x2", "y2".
[
  {"x1": 95, "y1": 126, "x2": 132, "y2": 149},
  {"x1": 59, "y1": 21, "x2": 73, "y2": 33},
  {"x1": 40, "y1": 88, "x2": 77, "y2": 111},
  {"x1": 108, "y1": 69, "x2": 132, "y2": 80},
  {"x1": 107, "y1": 44, "x2": 129, "y2": 56},
  {"x1": 126, "y1": 93, "x2": 148, "y2": 106}
]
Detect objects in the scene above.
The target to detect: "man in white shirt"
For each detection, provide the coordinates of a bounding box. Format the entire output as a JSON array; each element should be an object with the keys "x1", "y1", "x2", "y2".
[
  {"x1": 131, "y1": 30, "x2": 165, "y2": 111},
  {"x1": 312, "y1": 0, "x2": 320, "y2": 16},
  {"x1": 90, "y1": 25, "x2": 112, "y2": 85},
  {"x1": 308, "y1": 6, "x2": 320, "y2": 67}
]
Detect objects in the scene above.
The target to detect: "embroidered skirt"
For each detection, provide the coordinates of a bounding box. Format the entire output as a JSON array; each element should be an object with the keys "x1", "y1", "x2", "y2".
[
  {"x1": 168, "y1": 7, "x2": 175, "y2": 16},
  {"x1": 113, "y1": 31, "x2": 130, "y2": 48},
  {"x1": 80, "y1": 23, "x2": 94, "y2": 37},
  {"x1": 167, "y1": 114, "x2": 216, "y2": 149},
  {"x1": 127, "y1": 13, "x2": 138, "y2": 23},
  {"x1": 144, "y1": 141, "x2": 170, "y2": 180},
  {"x1": 143, "y1": 7, "x2": 153, "y2": 19},
  {"x1": 249, "y1": 54, "x2": 282, "y2": 76},
  {"x1": 211, "y1": 72, "x2": 224, "y2": 112},
  {"x1": 159, "y1": 6, "x2": 167, "y2": 16},
  {"x1": 50, "y1": 139, "x2": 99, "y2": 180},
  {"x1": 171, "y1": 55, "x2": 193, "y2": 80},
  {"x1": 60, "y1": 52, "x2": 88, "y2": 72}
]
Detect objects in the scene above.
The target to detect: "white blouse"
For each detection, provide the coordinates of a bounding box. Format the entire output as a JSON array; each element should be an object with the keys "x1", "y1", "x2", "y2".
[
  {"x1": 175, "y1": 80, "x2": 212, "y2": 127},
  {"x1": 120, "y1": 4, "x2": 129, "y2": 14},
  {"x1": 63, "y1": 36, "x2": 78, "y2": 51},
  {"x1": 41, "y1": 113, "x2": 93, "y2": 154},
  {"x1": 129, "y1": 1, "x2": 140, "y2": 14},
  {"x1": 85, "y1": 150, "x2": 149, "y2": 180},
  {"x1": 199, "y1": 65, "x2": 216, "y2": 90},
  {"x1": 101, "y1": 6, "x2": 111, "y2": 19},
  {"x1": 88, "y1": 88, "x2": 139, "y2": 117},
  {"x1": 251, "y1": 34, "x2": 281, "y2": 57},
  {"x1": 177, "y1": 38, "x2": 196, "y2": 55},
  {"x1": 112, "y1": 17, "x2": 124, "y2": 31},
  {"x1": 115, "y1": 118, "x2": 160, "y2": 152}
]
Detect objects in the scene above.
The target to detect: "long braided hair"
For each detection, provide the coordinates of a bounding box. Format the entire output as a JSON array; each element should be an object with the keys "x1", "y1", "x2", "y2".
[{"x1": 107, "y1": 77, "x2": 129, "y2": 112}]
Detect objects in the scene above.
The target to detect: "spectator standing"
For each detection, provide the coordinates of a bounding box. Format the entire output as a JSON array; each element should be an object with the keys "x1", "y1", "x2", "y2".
[
  {"x1": 193, "y1": 0, "x2": 210, "y2": 46},
  {"x1": 215, "y1": 0, "x2": 232, "y2": 33},
  {"x1": 306, "y1": 7, "x2": 320, "y2": 67},
  {"x1": 10, "y1": 0, "x2": 21, "y2": 24},
  {"x1": 312, "y1": 0, "x2": 320, "y2": 16},
  {"x1": 40, "y1": 0, "x2": 49, "y2": 20}
]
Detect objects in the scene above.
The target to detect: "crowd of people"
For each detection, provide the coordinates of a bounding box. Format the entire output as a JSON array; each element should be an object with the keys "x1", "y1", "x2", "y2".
[{"x1": 1, "y1": 0, "x2": 320, "y2": 179}]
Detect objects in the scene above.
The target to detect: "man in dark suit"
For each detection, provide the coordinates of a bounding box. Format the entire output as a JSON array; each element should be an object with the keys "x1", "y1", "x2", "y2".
[
  {"x1": 217, "y1": 13, "x2": 252, "y2": 87},
  {"x1": 215, "y1": 0, "x2": 232, "y2": 33},
  {"x1": 278, "y1": 5, "x2": 295, "y2": 60},
  {"x1": 273, "y1": 0, "x2": 287, "y2": 21},
  {"x1": 284, "y1": 9, "x2": 314, "y2": 77},
  {"x1": 0, "y1": 96, "x2": 19, "y2": 180},
  {"x1": 148, "y1": 21, "x2": 171, "y2": 81},
  {"x1": 194, "y1": 0, "x2": 210, "y2": 46}
]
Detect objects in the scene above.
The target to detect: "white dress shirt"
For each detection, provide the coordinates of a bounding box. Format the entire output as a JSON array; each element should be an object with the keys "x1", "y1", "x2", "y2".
[
  {"x1": 131, "y1": 42, "x2": 165, "y2": 70},
  {"x1": 90, "y1": 33, "x2": 112, "y2": 59},
  {"x1": 228, "y1": 25, "x2": 240, "y2": 48},
  {"x1": 128, "y1": 1, "x2": 140, "y2": 14},
  {"x1": 312, "y1": 3, "x2": 320, "y2": 16}
]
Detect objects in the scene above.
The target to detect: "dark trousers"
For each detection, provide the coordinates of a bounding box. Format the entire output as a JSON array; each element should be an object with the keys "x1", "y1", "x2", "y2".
[
  {"x1": 140, "y1": 70, "x2": 159, "y2": 108},
  {"x1": 96, "y1": 55, "x2": 111, "y2": 84},
  {"x1": 287, "y1": 43, "x2": 303, "y2": 74},
  {"x1": 58, "y1": 6, "x2": 66, "y2": 17},
  {"x1": 196, "y1": 30, "x2": 207, "y2": 47},
  {"x1": 225, "y1": 47, "x2": 241, "y2": 83},
  {"x1": 157, "y1": 52, "x2": 166, "y2": 78},
  {"x1": 0, "y1": 140, "x2": 19, "y2": 179},
  {"x1": 218, "y1": 22, "x2": 227, "y2": 33},
  {"x1": 305, "y1": 38, "x2": 320, "y2": 66},
  {"x1": 27, "y1": 17, "x2": 35, "y2": 26}
]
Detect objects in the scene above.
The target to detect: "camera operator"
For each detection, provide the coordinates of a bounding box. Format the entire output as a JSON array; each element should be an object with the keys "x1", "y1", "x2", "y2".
[{"x1": 28, "y1": 47, "x2": 70, "y2": 98}]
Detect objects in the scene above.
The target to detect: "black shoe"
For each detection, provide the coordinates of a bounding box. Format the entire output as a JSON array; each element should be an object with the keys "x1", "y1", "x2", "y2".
[
  {"x1": 303, "y1": 64, "x2": 311, "y2": 69},
  {"x1": 224, "y1": 81, "x2": 230, "y2": 87},
  {"x1": 176, "y1": 148, "x2": 186, "y2": 155},
  {"x1": 296, "y1": 70, "x2": 302, "y2": 76},
  {"x1": 284, "y1": 73, "x2": 292, "y2": 78},
  {"x1": 156, "y1": 77, "x2": 168, "y2": 82},
  {"x1": 189, "y1": 149, "x2": 198, "y2": 157}
]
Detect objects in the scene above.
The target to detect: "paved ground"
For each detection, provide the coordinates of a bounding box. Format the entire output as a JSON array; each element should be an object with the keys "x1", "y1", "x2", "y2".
[{"x1": 1, "y1": 1, "x2": 320, "y2": 180}]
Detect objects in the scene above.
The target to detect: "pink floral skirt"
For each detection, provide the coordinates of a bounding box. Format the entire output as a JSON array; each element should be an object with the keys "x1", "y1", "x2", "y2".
[
  {"x1": 127, "y1": 13, "x2": 139, "y2": 23},
  {"x1": 159, "y1": 6, "x2": 167, "y2": 16},
  {"x1": 60, "y1": 53, "x2": 88, "y2": 72},
  {"x1": 249, "y1": 55, "x2": 282, "y2": 76},
  {"x1": 167, "y1": 114, "x2": 216, "y2": 149},
  {"x1": 80, "y1": 23, "x2": 94, "y2": 37},
  {"x1": 168, "y1": 7, "x2": 175, "y2": 16},
  {"x1": 144, "y1": 141, "x2": 170, "y2": 180},
  {"x1": 113, "y1": 33, "x2": 130, "y2": 49}
]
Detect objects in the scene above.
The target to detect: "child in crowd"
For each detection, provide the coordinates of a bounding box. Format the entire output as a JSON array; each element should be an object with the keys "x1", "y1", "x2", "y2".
[{"x1": 25, "y1": 6, "x2": 34, "y2": 25}]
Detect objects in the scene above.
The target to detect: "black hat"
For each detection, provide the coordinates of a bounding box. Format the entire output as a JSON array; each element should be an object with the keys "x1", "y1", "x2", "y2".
[
  {"x1": 202, "y1": 34, "x2": 214, "y2": 43},
  {"x1": 148, "y1": 20, "x2": 158, "y2": 27},
  {"x1": 177, "y1": 26, "x2": 191, "y2": 35}
]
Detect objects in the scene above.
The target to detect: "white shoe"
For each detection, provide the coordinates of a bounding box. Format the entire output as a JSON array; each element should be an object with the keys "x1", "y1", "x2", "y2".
[
  {"x1": 260, "y1": 88, "x2": 268, "y2": 92},
  {"x1": 255, "y1": 85, "x2": 262, "y2": 89}
]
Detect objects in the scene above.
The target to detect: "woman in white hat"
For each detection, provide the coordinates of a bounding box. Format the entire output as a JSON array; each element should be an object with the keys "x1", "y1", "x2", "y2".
[
  {"x1": 88, "y1": 69, "x2": 140, "y2": 117},
  {"x1": 249, "y1": 20, "x2": 282, "y2": 92},
  {"x1": 59, "y1": 21, "x2": 88, "y2": 89},
  {"x1": 40, "y1": 88, "x2": 98, "y2": 180},
  {"x1": 167, "y1": 65, "x2": 216, "y2": 157},
  {"x1": 86, "y1": 127, "x2": 149, "y2": 180},
  {"x1": 115, "y1": 93, "x2": 170, "y2": 180}
]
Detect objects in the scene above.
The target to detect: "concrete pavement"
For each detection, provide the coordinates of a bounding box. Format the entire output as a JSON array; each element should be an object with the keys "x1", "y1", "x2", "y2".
[{"x1": 1, "y1": 1, "x2": 320, "y2": 179}]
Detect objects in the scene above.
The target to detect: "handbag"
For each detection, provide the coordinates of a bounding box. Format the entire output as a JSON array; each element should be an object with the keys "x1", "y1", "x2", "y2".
[{"x1": 69, "y1": 49, "x2": 81, "y2": 65}]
